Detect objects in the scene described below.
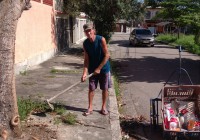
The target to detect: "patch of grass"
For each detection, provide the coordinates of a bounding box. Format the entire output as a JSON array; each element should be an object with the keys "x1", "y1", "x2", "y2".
[
  {"x1": 54, "y1": 112, "x2": 77, "y2": 125},
  {"x1": 20, "y1": 71, "x2": 27, "y2": 76},
  {"x1": 110, "y1": 60, "x2": 120, "y2": 97},
  {"x1": 60, "y1": 112, "x2": 77, "y2": 125},
  {"x1": 50, "y1": 69, "x2": 80, "y2": 74},
  {"x1": 113, "y1": 75, "x2": 120, "y2": 97},
  {"x1": 44, "y1": 75, "x2": 56, "y2": 78},
  {"x1": 18, "y1": 98, "x2": 68, "y2": 121},
  {"x1": 110, "y1": 59, "x2": 125, "y2": 114},
  {"x1": 118, "y1": 104, "x2": 124, "y2": 114},
  {"x1": 35, "y1": 93, "x2": 44, "y2": 98},
  {"x1": 54, "y1": 110, "x2": 77, "y2": 125},
  {"x1": 156, "y1": 33, "x2": 200, "y2": 55},
  {"x1": 156, "y1": 34, "x2": 177, "y2": 43},
  {"x1": 175, "y1": 35, "x2": 195, "y2": 47},
  {"x1": 54, "y1": 117, "x2": 62, "y2": 125},
  {"x1": 54, "y1": 105, "x2": 66, "y2": 115},
  {"x1": 21, "y1": 82, "x2": 36, "y2": 86},
  {"x1": 17, "y1": 97, "x2": 49, "y2": 120}
]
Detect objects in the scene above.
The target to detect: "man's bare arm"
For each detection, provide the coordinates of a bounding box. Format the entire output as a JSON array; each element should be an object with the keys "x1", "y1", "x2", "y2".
[
  {"x1": 95, "y1": 37, "x2": 110, "y2": 74},
  {"x1": 82, "y1": 46, "x2": 89, "y2": 81}
]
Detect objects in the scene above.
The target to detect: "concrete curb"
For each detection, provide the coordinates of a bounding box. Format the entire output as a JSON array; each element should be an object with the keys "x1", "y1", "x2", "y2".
[{"x1": 109, "y1": 76, "x2": 122, "y2": 140}]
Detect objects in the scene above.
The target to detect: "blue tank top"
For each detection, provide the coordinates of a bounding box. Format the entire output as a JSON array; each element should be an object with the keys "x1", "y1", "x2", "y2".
[{"x1": 83, "y1": 35, "x2": 110, "y2": 74}]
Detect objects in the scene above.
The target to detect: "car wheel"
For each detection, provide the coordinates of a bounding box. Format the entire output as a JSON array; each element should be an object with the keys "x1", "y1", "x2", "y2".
[
  {"x1": 133, "y1": 40, "x2": 137, "y2": 46},
  {"x1": 129, "y1": 41, "x2": 132, "y2": 46},
  {"x1": 151, "y1": 44, "x2": 154, "y2": 47},
  {"x1": 129, "y1": 38, "x2": 132, "y2": 46}
]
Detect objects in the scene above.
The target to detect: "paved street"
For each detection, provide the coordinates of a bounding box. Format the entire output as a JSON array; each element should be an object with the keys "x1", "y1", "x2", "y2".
[{"x1": 109, "y1": 33, "x2": 200, "y2": 139}]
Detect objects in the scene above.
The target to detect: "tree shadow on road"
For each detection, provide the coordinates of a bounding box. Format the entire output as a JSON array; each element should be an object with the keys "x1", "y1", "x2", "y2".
[
  {"x1": 110, "y1": 56, "x2": 200, "y2": 85},
  {"x1": 109, "y1": 40, "x2": 153, "y2": 48},
  {"x1": 120, "y1": 117, "x2": 164, "y2": 140},
  {"x1": 109, "y1": 40, "x2": 130, "y2": 47}
]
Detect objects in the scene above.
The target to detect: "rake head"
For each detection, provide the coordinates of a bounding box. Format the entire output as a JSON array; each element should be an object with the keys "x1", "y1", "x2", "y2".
[{"x1": 46, "y1": 99, "x2": 54, "y2": 110}]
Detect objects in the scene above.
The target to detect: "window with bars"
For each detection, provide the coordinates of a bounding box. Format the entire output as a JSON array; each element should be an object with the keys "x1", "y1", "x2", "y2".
[
  {"x1": 32, "y1": 0, "x2": 41, "y2": 2},
  {"x1": 43, "y1": 0, "x2": 53, "y2": 6},
  {"x1": 32, "y1": 0, "x2": 53, "y2": 6}
]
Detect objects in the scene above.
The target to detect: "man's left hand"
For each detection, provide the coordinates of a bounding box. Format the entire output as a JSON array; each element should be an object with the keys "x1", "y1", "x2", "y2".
[{"x1": 94, "y1": 68, "x2": 100, "y2": 75}]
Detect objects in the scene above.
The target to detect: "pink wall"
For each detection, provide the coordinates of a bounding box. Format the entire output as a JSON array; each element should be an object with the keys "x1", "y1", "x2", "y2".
[{"x1": 15, "y1": 1, "x2": 56, "y2": 73}]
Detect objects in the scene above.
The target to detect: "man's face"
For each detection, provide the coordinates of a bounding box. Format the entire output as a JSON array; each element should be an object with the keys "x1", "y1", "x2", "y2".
[{"x1": 84, "y1": 29, "x2": 94, "y2": 39}]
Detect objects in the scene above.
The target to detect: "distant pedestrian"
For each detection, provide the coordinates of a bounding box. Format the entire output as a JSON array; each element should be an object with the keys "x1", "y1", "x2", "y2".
[{"x1": 81, "y1": 23, "x2": 111, "y2": 116}]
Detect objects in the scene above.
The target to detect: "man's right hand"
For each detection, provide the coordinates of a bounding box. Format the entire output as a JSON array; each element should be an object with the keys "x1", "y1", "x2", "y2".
[{"x1": 81, "y1": 74, "x2": 87, "y2": 82}]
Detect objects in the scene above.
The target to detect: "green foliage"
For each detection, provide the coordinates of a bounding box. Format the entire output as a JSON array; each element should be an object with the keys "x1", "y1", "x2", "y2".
[
  {"x1": 55, "y1": 0, "x2": 81, "y2": 17},
  {"x1": 60, "y1": 0, "x2": 145, "y2": 42},
  {"x1": 113, "y1": 74, "x2": 120, "y2": 97},
  {"x1": 17, "y1": 97, "x2": 49, "y2": 120},
  {"x1": 19, "y1": 70, "x2": 27, "y2": 76},
  {"x1": 54, "y1": 112, "x2": 77, "y2": 125},
  {"x1": 150, "y1": 0, "x2": 200, "y2": 44},
  {"x1": 118, "y1": 0, "x2": 145, "y2": 27},
  {"x1": 50, "y1": 69, "x2": 80, "y2": 74},
  {"x1": 145, "y1": 0, "x2": 160, "y2": 8},
  {"x1": 82, "y1": 0, "x2": 145, "y2": 41},
  {"x1": 156, "y1": 34, "x2": 177, "y2": 43},
  {"x1": 82, "y1": 0, "x2": 120, "y2": 42},
  {"x1": 54, "y1": 117, "x2": 62, "y2": 125},
  {"x1": 110, "y1": 60, "x2": 120, "y2": 97},
  {"x1": 54, "y1": 105, "x2": 66, "y2": 115},
  {"x1": 18, "y1": 97, "x2": 67, "y2": 121},
  {"x1": 156, "y1": 34, "x2": 200, "y2": 55},
  {"x1": 181, "y1": 12, "x2": 200, "y2": 45},
  {"x1": 175, "y1": 35, "x2": 195, "y2": 47},
  {"x1": 60, "y1": 112, "x2": 77, "y2": 125}
]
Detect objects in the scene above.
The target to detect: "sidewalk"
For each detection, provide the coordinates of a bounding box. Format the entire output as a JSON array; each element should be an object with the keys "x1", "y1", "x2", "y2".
[{"x1": 16, "y1": 45, "x2": 121, "y2": 140}]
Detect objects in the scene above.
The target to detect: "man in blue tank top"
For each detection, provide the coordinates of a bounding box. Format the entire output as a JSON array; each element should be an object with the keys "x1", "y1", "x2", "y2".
[{"x1": 81, "y1": 23, "x2": 111, "y2": 116}]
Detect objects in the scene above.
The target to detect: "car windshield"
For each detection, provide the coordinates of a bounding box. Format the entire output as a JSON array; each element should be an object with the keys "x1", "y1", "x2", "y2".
[{"x1": 136, "y1": 29, "x2": 151, "y2": 35}]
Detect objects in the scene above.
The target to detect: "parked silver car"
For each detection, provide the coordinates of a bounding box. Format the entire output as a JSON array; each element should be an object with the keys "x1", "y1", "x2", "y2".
[{"x1": 129, "y1": 28, "x2": 155, "y2": 47}]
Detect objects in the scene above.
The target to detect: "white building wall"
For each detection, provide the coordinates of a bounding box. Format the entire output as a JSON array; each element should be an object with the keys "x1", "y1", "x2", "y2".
[{"x1": 73, "y1": 18, "x2": 86, "y2": 44}]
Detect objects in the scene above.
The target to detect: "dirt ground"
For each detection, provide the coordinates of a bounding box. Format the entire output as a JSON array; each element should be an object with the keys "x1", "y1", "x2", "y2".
[
  {"x1": 120, "y1": 115, "x2": 163, "y2": 140},
  {"x1": 20, "y1": 125, "x2": 57, "y2": 140},
  {"x1": 14, "y1": 112, "x2": 58, "y2": 140}
]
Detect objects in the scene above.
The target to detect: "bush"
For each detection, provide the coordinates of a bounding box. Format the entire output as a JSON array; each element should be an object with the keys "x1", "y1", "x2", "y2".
[
  {"x1": 18, "y1": 97, "x2": 49, "y2": 120},
  {"x1": 156, "y1": 34, "x2": 177, "y2": 43},
  {"x1": 175, "y1": 35, "x2": 195, "y2": 47},
  {"x1": 156, "y1": 34, "x2": 200, "y2": 55}
]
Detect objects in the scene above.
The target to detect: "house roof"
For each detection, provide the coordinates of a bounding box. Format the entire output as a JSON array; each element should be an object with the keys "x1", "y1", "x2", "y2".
[{"x1": 155, "y1": 21, "x2": 171, "y2": 26}]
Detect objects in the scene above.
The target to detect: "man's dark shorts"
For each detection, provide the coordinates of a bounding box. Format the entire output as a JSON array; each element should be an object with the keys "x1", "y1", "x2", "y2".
[{"x1": 89, "y1": 72, "x2": 111, "y2": 91}]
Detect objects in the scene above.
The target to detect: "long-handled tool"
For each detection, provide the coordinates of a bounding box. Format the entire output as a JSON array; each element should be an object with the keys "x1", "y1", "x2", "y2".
[{"x1": 46, "y1": 73, "x2": 93, "y2": 110}]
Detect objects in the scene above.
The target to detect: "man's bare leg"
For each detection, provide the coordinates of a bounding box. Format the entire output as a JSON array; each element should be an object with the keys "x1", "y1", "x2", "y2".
[
  {"x1": 88, "y1": 89, "x2": 94, "y2": 111},
  {"x1": 101, "y1": 90, "x2": 108, "y2": 111}
]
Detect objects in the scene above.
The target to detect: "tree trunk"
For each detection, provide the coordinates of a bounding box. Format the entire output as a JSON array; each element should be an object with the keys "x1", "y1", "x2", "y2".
[
  {"x1": 177, "y1": 26, "x2": 180, "y2": 39},
  {"x1": 0, "y1": 0, "x2": 23, "y2": 139},
  {"x1": 194, "y1": 29, "x2": 200, "y2": 45}
]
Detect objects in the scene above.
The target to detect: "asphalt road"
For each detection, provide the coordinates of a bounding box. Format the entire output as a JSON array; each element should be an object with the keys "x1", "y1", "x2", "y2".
[{"x1": 109, "y1": 33, "x2": 200, "y2": 140}]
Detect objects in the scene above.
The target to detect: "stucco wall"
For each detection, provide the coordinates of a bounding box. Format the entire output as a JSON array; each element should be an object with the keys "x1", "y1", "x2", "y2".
[{"x1": 15, "y1": 1, "x2": 57, "y2": 74}]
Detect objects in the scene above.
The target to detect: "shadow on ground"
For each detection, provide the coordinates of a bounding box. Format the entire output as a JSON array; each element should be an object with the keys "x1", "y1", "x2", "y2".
[
  {"x1": 111, "y1": 56, "x2": 200, "y2": 85},
  {"x1": 120, "y1": 118, "x2": 163, "y2": 140},
  {"x1": 120, "y1": 118, "x2": 200, "y2": 140},
  {"x1": 57, "y1": 47, "x2": 84, "y2": 56}
]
